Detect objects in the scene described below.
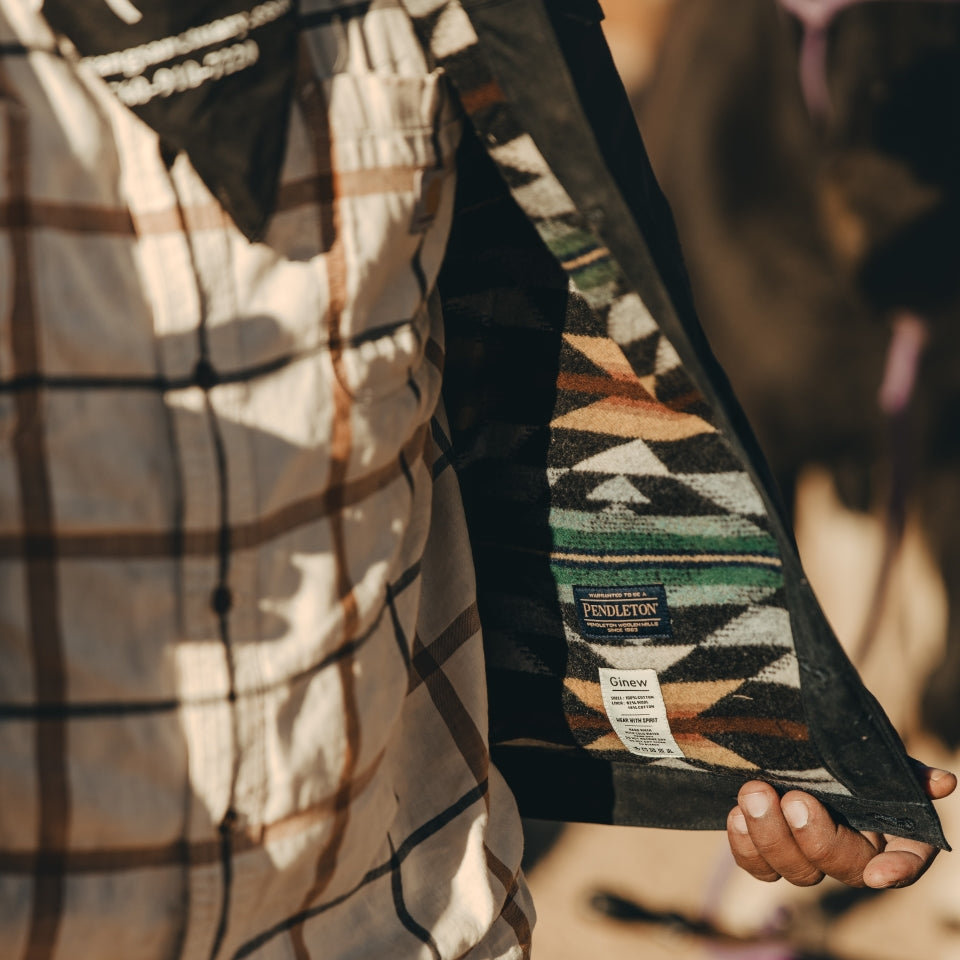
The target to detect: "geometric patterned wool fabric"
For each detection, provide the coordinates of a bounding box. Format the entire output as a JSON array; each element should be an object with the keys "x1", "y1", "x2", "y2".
[{"x1": 438, "y1": 142, "x2": 849, "y2": 797}]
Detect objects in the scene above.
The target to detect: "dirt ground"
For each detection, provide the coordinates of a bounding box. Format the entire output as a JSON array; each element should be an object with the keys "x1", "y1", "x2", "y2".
[{"x1": 524, "y1": 469, "x2": 960, "y2": 960}]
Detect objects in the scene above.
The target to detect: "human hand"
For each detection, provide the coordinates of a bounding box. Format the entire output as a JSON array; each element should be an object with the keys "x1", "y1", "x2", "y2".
[{"x1": 726, "y1": 763, "x2": 957, "y2": 888}]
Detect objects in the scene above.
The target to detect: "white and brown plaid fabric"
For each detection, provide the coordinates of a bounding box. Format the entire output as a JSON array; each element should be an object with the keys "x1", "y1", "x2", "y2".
[{"x1": 0, "y1": 1, "x2": 532, "y2": 957}]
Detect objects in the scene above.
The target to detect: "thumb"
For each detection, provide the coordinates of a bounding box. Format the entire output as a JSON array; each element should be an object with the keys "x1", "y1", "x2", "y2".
[{"x1": 912, "y1": 761, "x2": 957, "y2": 801}]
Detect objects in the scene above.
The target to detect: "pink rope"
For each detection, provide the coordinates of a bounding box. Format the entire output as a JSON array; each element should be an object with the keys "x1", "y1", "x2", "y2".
[
  {"x1": 778, "y1": 0, "x2": 960, "y2": 119},
  {"x1": 878, "y1": 311, "x2": 929, "y2": 415},
  {"x1": 846, "y1": 312, "x2": 930, "y2": 665}
]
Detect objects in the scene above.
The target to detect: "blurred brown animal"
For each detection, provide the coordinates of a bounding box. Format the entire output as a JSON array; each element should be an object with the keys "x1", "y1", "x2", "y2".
[{"x1": 619, "y1": 0, "x2": 960, "y2": 745}]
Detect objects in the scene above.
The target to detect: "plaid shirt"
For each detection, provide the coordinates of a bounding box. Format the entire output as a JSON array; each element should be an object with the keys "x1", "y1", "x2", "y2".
[{"x1": 0, "y1": 1, "x2": 532, "y2": 958}]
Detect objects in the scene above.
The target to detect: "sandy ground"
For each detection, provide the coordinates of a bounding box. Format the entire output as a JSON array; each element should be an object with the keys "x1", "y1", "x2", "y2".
[{"x1": 524, "y1": 468, "x2": 960, "y2": 960}]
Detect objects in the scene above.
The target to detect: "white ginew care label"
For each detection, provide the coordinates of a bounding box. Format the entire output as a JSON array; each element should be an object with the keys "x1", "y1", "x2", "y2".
[{"x1": 598, "y1": 668, "x2": 685, "y2": 759}]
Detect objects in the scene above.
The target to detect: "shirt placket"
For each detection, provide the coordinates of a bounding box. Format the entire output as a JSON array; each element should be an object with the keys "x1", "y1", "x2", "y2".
[{"x1": 125, "y1": 129, "x2": 261, "y2": 958}]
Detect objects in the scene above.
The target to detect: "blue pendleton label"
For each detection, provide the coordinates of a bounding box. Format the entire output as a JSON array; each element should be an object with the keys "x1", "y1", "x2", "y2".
[{"x1": 573, "y1": 584, "x2": 672, "y2": 640}]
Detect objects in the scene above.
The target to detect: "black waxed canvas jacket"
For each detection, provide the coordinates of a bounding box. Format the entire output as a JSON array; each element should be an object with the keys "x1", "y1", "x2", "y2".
[{"x1": 408, "y1": 0, "x2": 948, "y2": 847}]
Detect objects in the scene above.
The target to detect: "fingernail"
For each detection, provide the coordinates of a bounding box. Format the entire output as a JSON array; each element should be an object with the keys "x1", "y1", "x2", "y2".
[
  {"x1": 783, "y1": 799, "x2": 809, "y2": 829},
  {"x1": 742, "y1": 792, "x2": 770, "y2": 818},
  {"x1": 730, "y1": 810, "x2": 748, "y2": 835},
  {"x1": 929, "y1": 768, "x2": 949, "y2": 782}
]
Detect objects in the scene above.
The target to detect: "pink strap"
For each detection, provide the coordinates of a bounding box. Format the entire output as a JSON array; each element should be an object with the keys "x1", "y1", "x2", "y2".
[
  {"x1": 778, "y1": 0, "x2": 960, "y2": 119},
  {"x1": 878, "y1": 311, "x2": 929, "y2": 415},
  {"x1": 779, "y1": 0, "x2": 868, "y2": 30}
]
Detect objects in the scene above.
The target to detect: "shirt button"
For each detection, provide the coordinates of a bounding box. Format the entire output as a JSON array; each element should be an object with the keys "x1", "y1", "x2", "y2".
[
  {"x1": 194, "y1": 357, "x2": 219, "y2": 390},
  {"x1": 211, "y1": 584, "x2": 233, "y2": 615},
  {"x1": 219, "y1": 807, "x2": 238, "y2": 833}
]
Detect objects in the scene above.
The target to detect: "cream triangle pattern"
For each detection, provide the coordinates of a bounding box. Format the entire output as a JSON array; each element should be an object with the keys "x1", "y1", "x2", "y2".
[
  {"x1": 607, "y1": 291, "x2": 659, "y2": 344},
  {"x1": 489, "y1": 136, "x2": 578, "y2": 217},
  {"x1": 594, "y1": 502, "x2": 649, "y2": 525},
  {"x1": 587, "y1": 476, "x2": 651, "y2": 504},
  {"x1": 654, "y1": 332, "x2": 682, "y2": 374},
  {"x1": 703, "y1": 606, "x2": 794, "y2": 649},
  {"x1": 590, "y1": 643, "x2": 697, "y2": 672},
  {"x1": 766, "y1": 768, "x2": 852, "y2": 795},
  {"x1": 754, "y1": 652, "x2": 802, "y2": 687},
  {"x1": 425, "y1": 0, "x2": 478, "y2": 57},
  {"x1": 572, "y1": 437, "x2": 669, "y2": 476},
  {"x1": 678, "y1": 472, "x2": 767, "y2": 516}
]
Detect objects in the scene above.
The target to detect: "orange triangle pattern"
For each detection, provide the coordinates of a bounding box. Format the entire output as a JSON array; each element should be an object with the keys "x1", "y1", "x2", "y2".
[
  {"x1": 584, "y1": 732, "x2": 626, "y2": 752},
  {"x1": 563, "y1": 334, "x2": 644, "y2": 384},
  {"x1": 672, "y1": 733, "x2": 759, "y2": 770},
  {"x1": 551, "y1": 336, "x2": 715, "y2": 440},
  {"x1": 660, "y1": 680, "x2": 745, "y2": 719},
  {"x1": 563, "y1": 677, "x2": 605, "y2": 714}
]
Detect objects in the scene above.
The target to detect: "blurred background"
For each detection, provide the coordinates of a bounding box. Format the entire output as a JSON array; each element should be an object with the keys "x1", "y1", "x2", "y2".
[{"x1": 523, "y1": 2, "x2": 960, "y2": 957}]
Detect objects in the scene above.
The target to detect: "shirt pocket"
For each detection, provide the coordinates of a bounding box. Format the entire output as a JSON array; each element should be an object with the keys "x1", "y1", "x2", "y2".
[{"x1": 268, "y1": 12, "x2": 462, "y2": 404}]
